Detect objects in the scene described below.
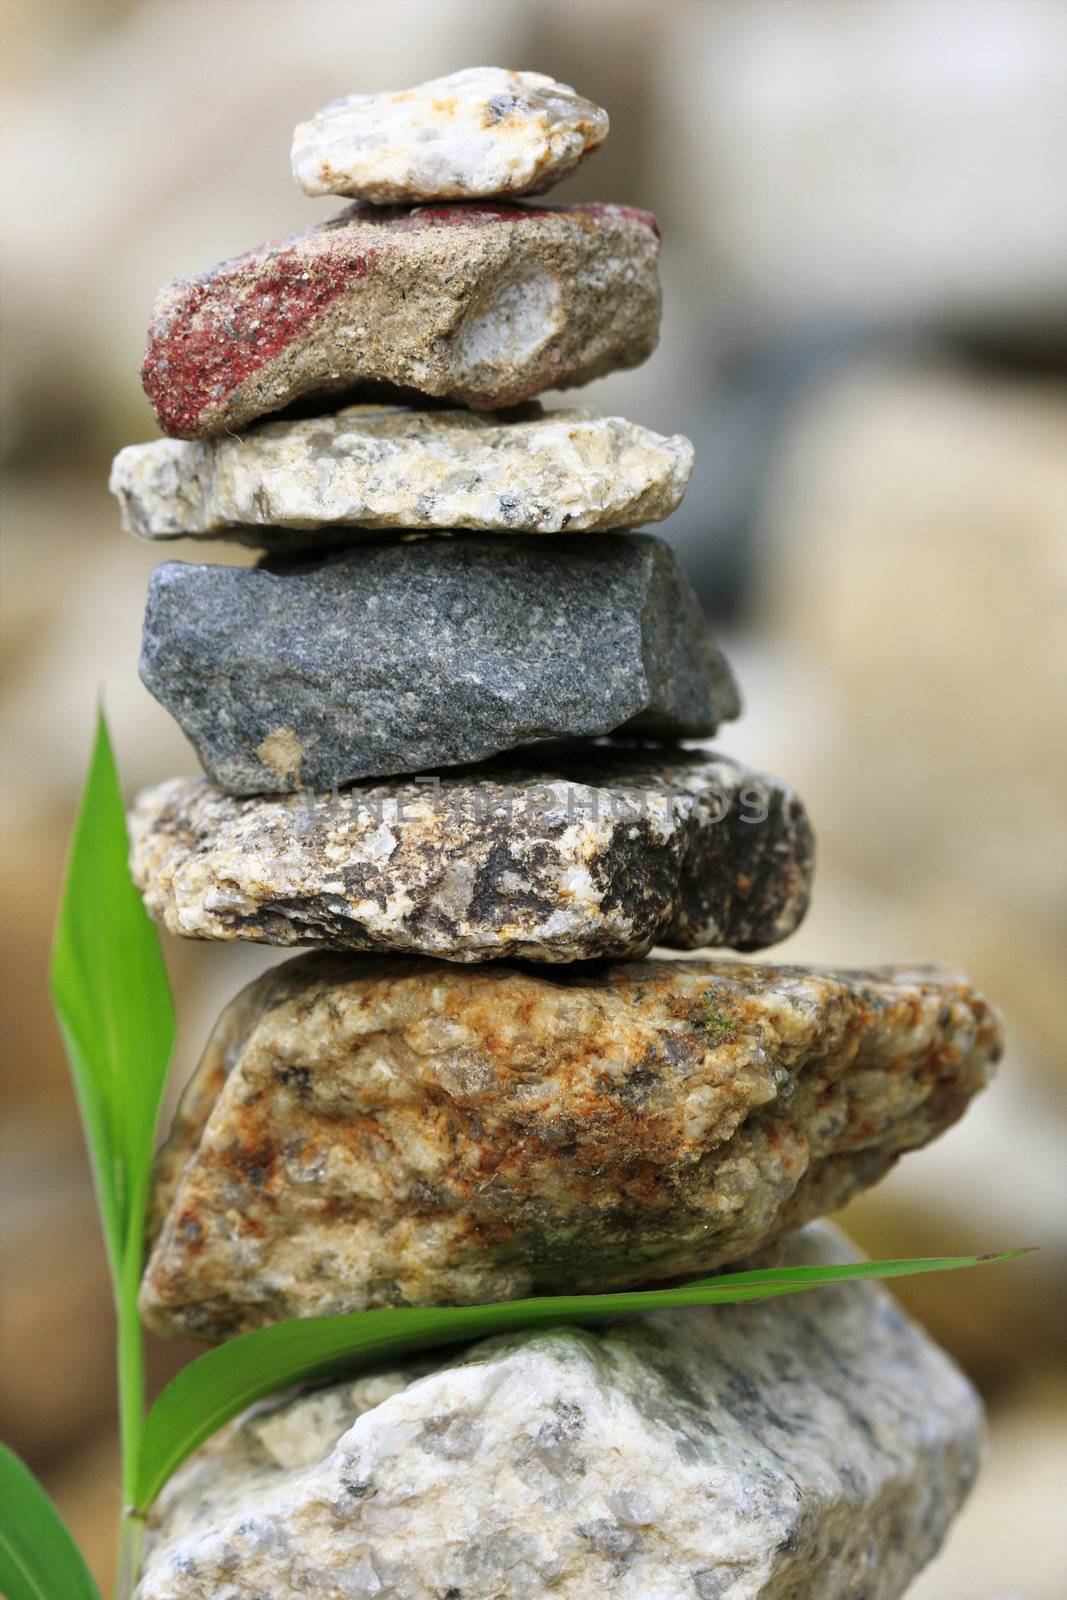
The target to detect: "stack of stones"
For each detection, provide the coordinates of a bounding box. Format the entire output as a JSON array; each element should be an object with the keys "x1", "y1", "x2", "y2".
[{"x1": 111, "y1": 71, "x2": 1003, "y2": 1600}]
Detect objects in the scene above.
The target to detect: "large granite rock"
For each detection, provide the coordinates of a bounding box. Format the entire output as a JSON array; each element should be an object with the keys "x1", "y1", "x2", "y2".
[
  {"x1": 136, "y1": 1223, "x2": 983, "y2": 1600},
  {"x1": 129, "y1": 745, "x2": 813, "y2": 962},
  {"x1": 141, "y1": 954, "x2": 1000, "y2": 1338},
  {"x1": 139, "y1": 534, "x2": 737, "y2": 793},
  {"x1": 292, "y1": 68, "x2": 609, "y2": 203},
  {"x1": 141, "y1": 202, "x2": 660, "y2": 438},
  {"x1": 110, "y1": 404, "x2": 693, "y2": 545}
]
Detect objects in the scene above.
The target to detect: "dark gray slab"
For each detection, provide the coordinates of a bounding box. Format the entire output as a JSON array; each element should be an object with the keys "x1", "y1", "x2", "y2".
[{"x1": 140, "y1": 533, "x2": 740, "y2": 794}]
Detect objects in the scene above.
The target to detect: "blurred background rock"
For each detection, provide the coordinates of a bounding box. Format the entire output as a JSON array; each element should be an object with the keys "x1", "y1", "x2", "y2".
[{"x1": 2, "y1": 0, "x2": 1065, "y2": 1593}]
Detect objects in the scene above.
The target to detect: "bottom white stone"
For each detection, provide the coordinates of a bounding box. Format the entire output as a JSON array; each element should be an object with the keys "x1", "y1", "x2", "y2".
[{"x1": 137, "y1": 1223, "x2": 981, "y2": 1600}]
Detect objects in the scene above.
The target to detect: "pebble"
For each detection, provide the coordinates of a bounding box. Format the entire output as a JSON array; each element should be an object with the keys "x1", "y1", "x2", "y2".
[{"x1": 292, "y1": 68, "x2": 609, "y2": 203}]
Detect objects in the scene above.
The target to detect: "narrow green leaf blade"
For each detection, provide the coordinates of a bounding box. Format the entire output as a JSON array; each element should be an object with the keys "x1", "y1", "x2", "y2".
[
  {"x1": 0, "y1": 1444, "x2": 101, "y2": 1600},
  {"x1": 49, "y1": 710, "x2": 175, "y2": 1283},
  {"x1": 137, "y1": 1247, "x2": 1026, "y2": 1510}
]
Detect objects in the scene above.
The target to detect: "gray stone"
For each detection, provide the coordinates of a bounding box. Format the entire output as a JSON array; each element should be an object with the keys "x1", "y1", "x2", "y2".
[
  {"x1": 135, "y1": 1223, "x2": 984, "y2": 1600},
  {"x1": 109, "y1": 404, "x2": 694, "y2": 545},
  {"x1": 128, "y1": 744, "x2": 814, "y2": 962},
  {"x1": 139, "y1": 534, "x2": 739, "y2": 793},
  {"x1": 141, "y1": 201, "x2": 661, "y2": 438},
  {"x1": 292, "y1": 68, "x2": 609, "y2": 203},
  {"x1": 141, "y1": 953, "x2": 1001, "y2": 1337}
]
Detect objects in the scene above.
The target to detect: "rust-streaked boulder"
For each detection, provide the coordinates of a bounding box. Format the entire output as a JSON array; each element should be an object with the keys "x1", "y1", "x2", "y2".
[
  {"x1": 141, "y1": 202, "x2": 661, "y2": 438},
  {"x1": 292, "y1": 69, "x2": 609, "y2": 203},
  {"x1": 128, "y1": 746, "x2": 813, "y2": 962},
  {"x1": 136, "y1": 1224, "x2": 982, "y2": 1600},
  {"x1": 140, "y1": 954, "x2": 1000, "y2": 1339},
  {"x1": 109, "y1": 405, "x2": 693, "y2": 544}
]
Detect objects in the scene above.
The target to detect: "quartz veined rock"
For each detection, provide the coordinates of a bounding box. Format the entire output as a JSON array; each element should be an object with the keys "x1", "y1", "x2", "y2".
[
  {"x1": 136, "y1": 1223, "x2": 983, "y2": 1600},
  {"x1": 109, "y1": 404, "x2": 693, "y2": 544},
  {"x1": 141, "y1": 955, "x2": 1000, "y2": 1338},
  {"x1": 141, "y1": 202, "x2": 660, "y2": 438},
  {"x1": 292, "y1": 68, "x2": 609, "y2": 203},
  {"x1": 139, "y1": 534, "x2": 738, "y2": 792},
  {"x1": 128, "y1": 745, "x2": 813, "y2": 962}
]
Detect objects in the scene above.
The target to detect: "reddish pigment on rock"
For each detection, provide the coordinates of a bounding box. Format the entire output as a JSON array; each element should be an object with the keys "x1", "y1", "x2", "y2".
[
  {"x1": 343, "y1": 199, "x2": 660, "y2": 235},
  {"x1": 348, "y1": 200, "x2": 557, "y2": 228},
  {"x1": 142, "y1": 246, "x2": 370, "y2": 439},
  {"x1": 141, "y1": 199, "x2": 663, "y2": 436}
]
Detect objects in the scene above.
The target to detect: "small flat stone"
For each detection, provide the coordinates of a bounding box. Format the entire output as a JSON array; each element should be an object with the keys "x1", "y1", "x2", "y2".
[
  {"x1": 141, "y1": 202, "x2": 660, "y2": 438},
  {"x1": 109, "y1": 404, "x2": 693, "y2": 545},
  {"x1": 139, "y1": 534, "x2": 738, "y2": 792},
  {"x1": 128, "y1": 745, "x2": 814, "y2": 961},
  {"x1": 137, "y1": 1223, "x2": 983, "y2": 1600},
  {"x1": 141, "y1": 956, "x2": 1000, "y2": 1337},
  {"x1": 292, "y1": 68, "x2": 609, "y2": 203}
]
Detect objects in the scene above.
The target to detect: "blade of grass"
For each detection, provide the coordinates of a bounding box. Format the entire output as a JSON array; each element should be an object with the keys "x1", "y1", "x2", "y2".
[
  {"x1": 136, "y1": 1246, "x2": 1027, "y2": 1511},
  {"x1": 49, "y1": 709, "x2": 175, "y2": 1289},
  {"x1": 49, "y1": 708, "x2": 175, "y2": 1586},
  {"x1": 0, "y1": 1444, "x2": 101, "y2": 1600}
]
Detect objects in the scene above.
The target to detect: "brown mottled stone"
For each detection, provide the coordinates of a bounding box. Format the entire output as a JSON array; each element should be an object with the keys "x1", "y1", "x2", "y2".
[
  {"x1": 141, "y1": 202, "x2": 661, "y2": 438},
  {"x1": 128, "y1": 746, "x2": 814, "y2": 962},
  {"x1": 140, "y1": 956, "x2": 1001, "y2": 1340}
]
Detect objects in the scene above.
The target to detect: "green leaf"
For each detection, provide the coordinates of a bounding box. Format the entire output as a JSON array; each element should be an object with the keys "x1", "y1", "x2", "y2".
[
  {"x1": 49, "y1": 709, "x2": 175, "y2": 1288},
  {"x1": 0, "y1": 1444, "x2": 101, "y2": 1600},
  {"x1": 136, "y1": 1246, "x2": 1026, "y2": 1511}
]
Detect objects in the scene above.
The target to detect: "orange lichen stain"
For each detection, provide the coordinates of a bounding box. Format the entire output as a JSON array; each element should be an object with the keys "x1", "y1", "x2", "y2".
[
  {"x1": 256, "y1": 727, "x2": 305, "y2": 786},
  {"x1": 220, "y1": 1136, "x2": 277, "y2": 1188}
]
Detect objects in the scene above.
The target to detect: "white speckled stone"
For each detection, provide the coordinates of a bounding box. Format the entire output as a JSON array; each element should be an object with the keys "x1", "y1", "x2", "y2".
[
  {"x1": 292, "y1": 68, "x2": 608, "y2": 203},
  {"x1": 128, "y1": 746, "x2": 813, "y2": 962},
  {"x1": 109, "y1": 405, "x2": 693, "y2": 545},
  {"x1": 135, "y1": 1223, "x2": 983, "y2": 1600}
]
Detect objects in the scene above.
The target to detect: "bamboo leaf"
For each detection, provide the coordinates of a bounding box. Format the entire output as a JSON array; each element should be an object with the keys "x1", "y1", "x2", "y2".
[
  {"x1": 136, "y1": 1246, "x2": 1026, "y2": 1510},
  {"x1": 49, "y1": 710, "x2": 175, "y2": 1286},
  {"x1": 0, "y1": 1444, "x2": 101, "y2": 1600}
]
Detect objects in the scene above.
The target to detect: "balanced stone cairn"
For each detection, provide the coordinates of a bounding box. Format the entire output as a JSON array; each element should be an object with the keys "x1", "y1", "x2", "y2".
[{"x1": 113, "y1": 69, "x2": 1003, "y2": 1600}]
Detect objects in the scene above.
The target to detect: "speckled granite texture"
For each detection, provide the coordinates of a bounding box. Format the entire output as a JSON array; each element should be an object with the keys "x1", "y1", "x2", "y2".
[
  {"x1": 128, "y1": 745, "x2": 812, "y2": 961},
  {"x1": 109, "y1": 404, "x2": 693, "y2": 544},
  {"x1": 135, "y1": 1223, "x2": 984, "y2": 1600},
  {"x1": 141, "y1": 200, "x2": 661, "y2": 437},
  {"x1": 138, "y1": 534, "x2": 737, "y2": 792},
  {"x1": 140, "y1": 956, "x2": 1000, "y2": 1338}
]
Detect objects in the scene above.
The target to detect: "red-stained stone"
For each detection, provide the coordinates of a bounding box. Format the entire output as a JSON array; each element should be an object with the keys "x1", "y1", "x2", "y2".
[
  {"x1": 141, "y1": 201, "x2": 661, "y2": 438},
  {"x1": 142, "y1": 249, "x2": 369, "y2": 440}
]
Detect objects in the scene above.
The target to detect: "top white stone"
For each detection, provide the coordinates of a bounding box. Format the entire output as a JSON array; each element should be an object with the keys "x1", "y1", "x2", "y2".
[{"x1": 291, "y1": 67, "x2": 609, "y2": 202}]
